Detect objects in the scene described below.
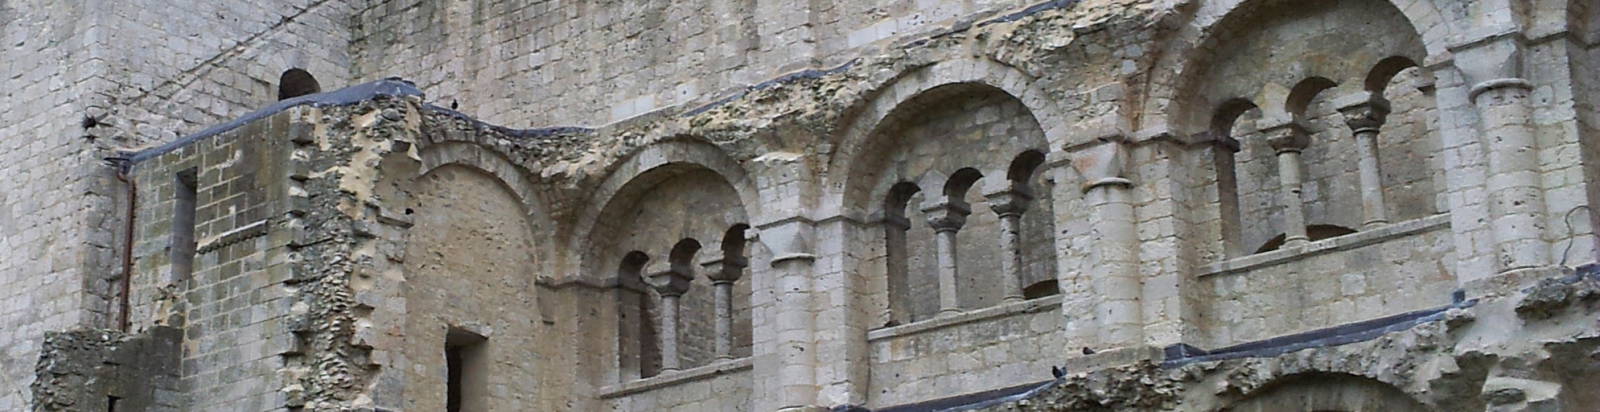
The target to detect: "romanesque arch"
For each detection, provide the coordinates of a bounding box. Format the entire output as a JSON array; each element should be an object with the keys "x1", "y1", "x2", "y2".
[
  {"x1": 418, "y1": 141, "x2": 557, "y2": 269},
  {"x1": 825, "y1": 57, "x2": 1067, "y2": 218},
  {"x1": 821, "y1": 59, "x2": 1070, "y2": 407},
  {"x1": 1139, "y1": 0, "x2": 1454, "y2": 133},
  {"x1": 1164, "y1": 0, "x2": 1442, "y2": 257},
  {"x1": 1221, "y1": 373, "x2": 1432, "y2": 412},
  {"x1": 576, "y1": 137, "x2": 757, "y2": 384},
  {"x1": 1154, "y1": 0, "x2": 1459, "y2": 349},
  {"x1": 400, "y1": 163, "x2": 547, "y2": 410}
]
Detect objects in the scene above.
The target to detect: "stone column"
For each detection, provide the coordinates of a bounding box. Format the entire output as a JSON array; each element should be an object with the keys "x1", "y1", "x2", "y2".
[
  {"x1": 921, "y1": 201, "x2": 971, "y2": 317},
  {"x1": 986, "y1": 187, "x2": 1033, "y2": 303},
  {"x1": 647, "y1": 270, "x2": 693, "y2": 372},
  {"x1": 1337, "y1": 93, "x2": 1393, "y2": 229},
  {"x1": 1070, "y1": 139, "x2": 1141, "y2": 347},
  {"x1": 755, "y1": 218, "x2": 821, "y2": 411},
  {"x1": 1263, "y1": 121, "x2": 1313, "y2": 248},
  {"x1": 702, "y1": 253, "x2": 748, "y2": 360},
  {"x1": 1453, "y1": 37, "x2": 1550, "y2": 274}
]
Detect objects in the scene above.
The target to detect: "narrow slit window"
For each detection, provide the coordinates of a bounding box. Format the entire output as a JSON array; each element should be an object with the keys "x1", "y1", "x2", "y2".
[{"x1": 170, "y1": 169, "x2": 198, "y2": 282}]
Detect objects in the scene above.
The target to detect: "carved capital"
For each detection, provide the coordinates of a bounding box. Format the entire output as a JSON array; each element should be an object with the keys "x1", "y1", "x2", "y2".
[
  {"x1": 1335, "y1": 93, "x2": 1391, "y2": 134},
  {"x1": 1070, "y1": 138, "x2": 1132, "y2": 192},
  {"x1": 921, "y1": 201, "x2": 971, "y2": 233},
  {"x1": 754, "y1": 217, "x2": 814, "y2": 261},
  {"x1": 985, "y1": 188, "x2": 1034, "y2": 218},
  {"x1": 1261, "y1": 122, "x2": 1311, "y2": 153},
  {"x1": 701, "y1": 253, "x2": 749, "y2": 284},
  {"x1": 647, "y1": 270, "x2": 694, "y2": 297}
]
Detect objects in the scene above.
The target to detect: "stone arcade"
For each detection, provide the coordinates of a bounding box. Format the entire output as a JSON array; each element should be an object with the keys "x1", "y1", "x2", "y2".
[{"x1": 3, "y1": 0, "x2": 1599, "y2": 411}]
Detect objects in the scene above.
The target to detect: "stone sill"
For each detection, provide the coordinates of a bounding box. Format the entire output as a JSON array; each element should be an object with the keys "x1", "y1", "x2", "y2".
[
  {"x1": 1199, "y1": 213, "x2": 1452, "y2": 278},
  {"x1": 867, "y1": 295, "x2": 1063, "y2": 342},
  {"x1": 597, "y1": 357, "x2": 753, "y2": 399}
]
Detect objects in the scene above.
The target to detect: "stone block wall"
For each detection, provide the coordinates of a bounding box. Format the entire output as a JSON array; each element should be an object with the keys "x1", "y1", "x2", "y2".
[
  {"x1": 349, "y1": 0, "x2": 1038, "y2": 127},
  {"x1": 123, "y1": 110, "x2": 303, "y2": 411},
  {"x1": 600, "y1": 366, "x2": 754, "y2": 412},
  {"x1": 0, "y1": 4, "x2": 117, "y2": 409},
  {"x1": 7, "y1": 0, "x2": 1600, "y2": 411},
  {"x1": 1195, "y1": 218, "x2": 1458, "y2": 347},
  {"x1": 30, "y1": 327, "x2": 182, "y2": 412},
  {"x1": 866, "y1": 299, "x2": 1064, "y2": 408}
]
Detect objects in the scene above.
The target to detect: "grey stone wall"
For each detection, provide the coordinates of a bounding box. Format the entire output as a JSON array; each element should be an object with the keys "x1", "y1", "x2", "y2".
[
  {"x1": 124, "y1": 110, "x2": 302, "y2": 411},
  {"x1": 6, "y1": 0, "x2": 1600, "y2": 411},
  {"x1": 349, "y1": 0, "x2": 1039, "y2": 127},
  {"x1": 30, "y1": 327, "x2": 182, "y2": 412}
]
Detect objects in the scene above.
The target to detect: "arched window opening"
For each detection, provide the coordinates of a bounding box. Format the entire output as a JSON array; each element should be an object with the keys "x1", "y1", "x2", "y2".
[
  {"x1": 616, "y1": 251, "x2": 659, "y2": 380},
  {"x1": 943, "y1": 167, "x2": 984, "y2": 201},
  {"x1": 1364, "y1": 56, "x2": 1420, "y2": 93},
  {"x1": 882, "y1": 182, "x2": 922, "y2": 326},
  {"x1": 668, "y1": 238, "x2": 702, "y2": 276},
  {"x1": 1222, "y1": 373, "x2": 1428, "y2": 412},
  {"x1": 720, "y1": 225, "x2": 749, "y2": 258},
  {"x1": 1286, "y1": 77, "x2": 1339, "y2": 118},
  {"x1": 1211, "y1": 99, "x2": 1259, "y2": 258},
  {"x1": 713, "y1": 224, "x2": 753, "y2": 359},
  {"x1": 1007, "y1": 150, "x2": 1047, "y2": 185},
  {"x1": 278, "y1": 69, "x2": 321, "y2": 101},
  {"x1": 1022, "y1": 279, "x2": 1059, "y2": 299},
  {"x1": 1254, "y1": 225, "x2": 1358, "y2": 253}
]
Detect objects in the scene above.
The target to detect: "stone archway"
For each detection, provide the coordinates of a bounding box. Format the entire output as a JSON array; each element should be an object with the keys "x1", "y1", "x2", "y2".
[{"x1": 1222, "y1": 373, "x2": 1432, "y2": 412}]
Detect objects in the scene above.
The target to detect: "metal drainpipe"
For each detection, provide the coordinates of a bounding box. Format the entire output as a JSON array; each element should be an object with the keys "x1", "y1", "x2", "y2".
[{"x1": 113, "y1": 158, "x2": 136, "y2": 332}]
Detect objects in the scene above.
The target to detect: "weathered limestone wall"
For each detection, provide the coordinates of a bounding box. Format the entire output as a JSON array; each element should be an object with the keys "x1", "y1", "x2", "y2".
[
  {"x1": 3, "y1": 1, "x2": 351, "y2": 408},
  {"x1": 29, "y1": 328, "x2": 182, "y2": 412},
  {"x1": 600, "y1": 366, "x2": 754, "y2": 411},
  {"x1": 852, "y1": 85, "x2": 1057, "y2": 324},
  {"x1": 92, "y1": 0, "x2": 354, "y2": 149},
  {"x1": 124, "y1": 109, "x2": 303, "y2": 410},
  {"x1": 1188, "y1": 0, "x2": 1435, "y2": 255},
  {"x1": 9, "y1": 0, "x2": 1600, "y2": 411},
  {"x1": 967, "y1": 267, "x2": 1600, "y2": 412},
  {"x1": 1195, "y1": 219, "x2": 1458, "y2": 347},
  {"x1": 0, "y1": 4, "x2": 115, "y2": 409},
  {"x1": 866, "y1": 299, "x2": 1064, "y2": 408},
  {"x1": 349, "y1": 0, "x2": 1039, "y2": 127}
]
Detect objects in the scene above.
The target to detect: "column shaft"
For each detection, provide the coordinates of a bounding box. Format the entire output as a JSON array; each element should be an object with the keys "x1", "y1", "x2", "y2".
[
  {"x1": 987, "y1": 189, "x2": 1031, "y2": 303},
  {"x1": 923, "y1": 202, "x2": 969, "y2": 317},
  {"x1": 713, "y1": 281, "x2": 734, "y2": 359},
  {"x1": 658, "y1": 294, "x2": 681, "y2": 371},
  {"x1": 1475, "y1": 82, "x2": 1550, "y2": 272},
  {"x1": 1265, "y1": 123, "x2": 1312, "y2": 248},
  {"x1": 1276, "y1": 150, "x2": 1309, "y2": 246},
  {"x1": 933, "y1": 228, "x2": 962, "y2": 316},
  {"x1": 1085, "y1": 181, "x2": 1141, "y2": 346},
  {"x1": 997, "y1": 214, "x2": 1026, "y2": 303},
  {"x1": 1353, "y1": 130, "x2": 1389, "y2": 228},
  {"x1": 772, "y1": 255, "x2": 817, "y2": 409}
]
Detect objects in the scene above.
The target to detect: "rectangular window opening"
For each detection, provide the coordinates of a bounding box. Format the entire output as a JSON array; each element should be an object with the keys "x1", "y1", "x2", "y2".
[
  {"x1": 170, "y1": 169, "x2": 198, "y2": 283},
  {"x1": 445, "y1": 327, "x2": 487, "y2": 412},
  {"x1": 107, "y1": 395, "x2": 120, "y2": 412}
]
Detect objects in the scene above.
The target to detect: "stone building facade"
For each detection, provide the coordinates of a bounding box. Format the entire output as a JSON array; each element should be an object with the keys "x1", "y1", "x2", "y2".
[{"x1": 3, "y1": 0, "x2": 1599, "y2": 411}]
